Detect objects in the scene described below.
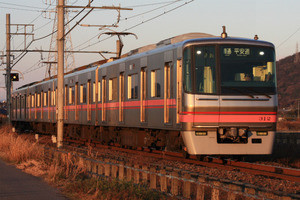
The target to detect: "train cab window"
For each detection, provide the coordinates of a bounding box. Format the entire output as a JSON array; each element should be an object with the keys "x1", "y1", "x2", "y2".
[
  {"x1": 80, "y1": 84, "x2": 87, "y2": 103},
  {"x1": 220, "y1": 45, "x2": 276, "y2": 95},
  {"x1": 109, "y1": 77, "x2": 118, "y2": 101},
  {"x1": 151, "y1": 70, "x2": 161, "y2": 98},
  {"x1": 69, "y1": 86, "x2": 75, "y2": 105},
  {"x1": 128, "y1": 74, "x2": 138, "y2": 99},
  {"x1": 183, "y1": 46, "x2": 216, "y2": 94},
  {"x1": 195, "y1": 46, "x2": 216, "y2": 94}
]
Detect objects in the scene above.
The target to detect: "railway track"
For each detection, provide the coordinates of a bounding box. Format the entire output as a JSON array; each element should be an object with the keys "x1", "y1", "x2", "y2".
[{"x1": 61, "y1": 136, "x2": 300, "y2": 183}]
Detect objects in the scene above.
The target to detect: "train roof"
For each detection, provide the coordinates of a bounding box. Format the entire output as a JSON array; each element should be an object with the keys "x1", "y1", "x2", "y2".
[{"x1": 14, "y1": 32, "x2": 274, "y2": 92}]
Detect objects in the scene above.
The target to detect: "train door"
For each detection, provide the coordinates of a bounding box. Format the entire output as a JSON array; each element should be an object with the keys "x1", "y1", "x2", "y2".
[
  {"x1": 164, "y1": 62, "x2": 172, "y2": 124},
  {"x1": 75, "y1": 83, "x2": 79, "y2": 121},
  {"x1": 101, "y1": 77, "x2": 106, "y2": 122},
  {"x1": 119, "y1": 73, "x2": 124, "y2": 122},
  {"x1": 176, "y1": 59, "x2": 182, "y2": 124},
  {"x1": 140, "y1": 68, "x2": 146, "y2": 122},
  {"x1": 87, "y1": 80, "x2": 91, "y2": 121}
]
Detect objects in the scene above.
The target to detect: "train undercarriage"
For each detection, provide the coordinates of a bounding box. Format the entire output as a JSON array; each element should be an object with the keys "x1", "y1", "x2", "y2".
[{"x1": 13, "y1": 121, "x2": 185, "y2": 152}]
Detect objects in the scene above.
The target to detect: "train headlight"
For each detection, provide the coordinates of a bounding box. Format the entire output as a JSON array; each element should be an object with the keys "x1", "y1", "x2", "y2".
[
  {"x1": 195, "y1": 131, "x2": 207, "y2": 136},
  {"x1": 256, "y1": 131, "x2": 268, "y2": 136}
]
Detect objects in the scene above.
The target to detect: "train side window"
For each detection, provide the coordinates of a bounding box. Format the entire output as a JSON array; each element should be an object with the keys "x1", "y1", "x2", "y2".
[
  {"x1": 51, "y1": 90, "x2": 54, "y2": 106},
  {"x1": 37, "y1": 93, "x2": 41, "y2": 107},
  {"x1": 151, "y1": 70, "x2": 161, "y2": 98},
  {"x1": 27, "y1": 95, "x2": 30, "y2": 108},
  {"x1": 93, "y1": 82, "x2": 96, "y2": 103},
  {"x1": 80, "y1": 84, "x2": 87, "y2": 103},
  {"x1": 97, "y1": 81, "x2": 101, "y2": 102},
  {"x1": 31, "y1": 94, "x2": 34, "y2": 108},
  {"x1": 69, "y1": 86, "x2": 74, "y2": 105},
  {"x1": 75, "y1": 83, "x2": 79, "y2": 120},
  {"x1": 87, "y1": 80, "x2": 91, "y2": 104},
  {"x1": 53, "y1": 89, "x2": 56, "y2": 106},
  {"x1": 128, "y1": 74, "x2": 138, "y2": 99},
  {"x1": 87, "y1": 80, "x2": 91, "y2": 121},
  {"x1": 64, "y1": 85, "x2": 68, "y2": 119},
  {"x1": 109, "y1": 77, "x2": 118, "y2": 101},
  {"x1": 44, "y1": 92, "x2": 48, "y2": 106},
  {"x1": 102, "y1": 77, "x2": 106, "y2": 121}
]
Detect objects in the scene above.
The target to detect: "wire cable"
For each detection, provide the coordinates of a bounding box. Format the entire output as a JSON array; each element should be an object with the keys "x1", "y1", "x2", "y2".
[
  {"x1": 0, "y1": 1, "x2": 46, "y2": 9},
  {"x1": 122, "y1": 0, "x2": 182, "y2": 21},
  {"x1": 78, "y1": 0, "x2": 194, "y2": 51},
  {"x1": 277, "y1": 26, "x2": 300, "y2": 48}
]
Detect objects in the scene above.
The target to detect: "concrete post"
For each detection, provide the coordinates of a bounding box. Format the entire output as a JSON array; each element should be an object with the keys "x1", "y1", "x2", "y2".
[{"x1": 57, "y1": 0, "x2": 65, "y2": 148}]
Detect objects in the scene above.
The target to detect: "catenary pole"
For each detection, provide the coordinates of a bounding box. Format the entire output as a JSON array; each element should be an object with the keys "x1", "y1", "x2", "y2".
[
  {"x1": 57, "y1": 0, "x2": 64, "y2": 148},
  {"x1": 6, "y1": 14, "x2": 11, "y2": 125}
]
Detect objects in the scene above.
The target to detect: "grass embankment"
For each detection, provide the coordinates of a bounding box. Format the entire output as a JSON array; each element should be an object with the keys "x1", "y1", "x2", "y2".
[
  {"x1": 0, "y1": 125, "x2": 166, "y2": 200},
  {"x1": 277, "y1": 120, "x2": 300, "y2": 131}
]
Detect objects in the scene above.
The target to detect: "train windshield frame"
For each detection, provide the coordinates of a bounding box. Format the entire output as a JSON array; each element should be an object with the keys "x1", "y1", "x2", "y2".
[
  {"x1": 220, "y1": 45, "x2": 276, "y2": 95},
  {"x1": 183, "y1": 44, "x2": 276, "y2": 95},
  {"x1": 183, "y1": 45, "x2": 217, "y2": 94}
]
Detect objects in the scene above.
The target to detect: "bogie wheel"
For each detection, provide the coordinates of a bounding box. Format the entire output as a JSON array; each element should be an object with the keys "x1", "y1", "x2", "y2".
[
  {"x1": 183, "y1": 151, "x2": 190, "y2": 159},
  {"x1": 196, "y1": 155, "x2": 204, "y2": 161}
]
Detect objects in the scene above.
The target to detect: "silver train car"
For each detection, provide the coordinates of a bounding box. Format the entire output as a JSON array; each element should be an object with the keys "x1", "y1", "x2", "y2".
[{"x1": 11, "y1": 32, "x2": 277, "y2": 155}]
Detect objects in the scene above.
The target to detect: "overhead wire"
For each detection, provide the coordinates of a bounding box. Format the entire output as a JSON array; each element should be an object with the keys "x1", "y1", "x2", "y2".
[
  {"x1": 14, "y1": 0, "x2": 193, "y2": 75},
  {"x1": 127, "y1": 1, "x2": 182, "y2": 8},
  {"x1": 78, "y1": 0, "x2": 194, "y2": 51},
  {"x1": 277, "y1": 26, "x2": 300, "y2": 48},
  {"x1": 121, "y1": 0, "x2": 182, "y2": 21},
  {"x1": 73, "y1": 1, "x2": 181, "y2": 50},
  {"x1": 15, "y1": 0, "x2": 95, "y2": 74},
  {"x1": 0, "y1": 1, "x2": 47, "y2": 9},
  {"x1": 0, "y1": 6, "x2": 41, "y2": 12}
]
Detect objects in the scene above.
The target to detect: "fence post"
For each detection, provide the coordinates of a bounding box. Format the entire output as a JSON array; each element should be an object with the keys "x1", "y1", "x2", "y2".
[
  {"x1": 183, "y1": 173, "x2": 191, "y2": 198},
  {"x1": 142, "y1": 165, "x2": 148, "y2": 183},
  {"x1": 118, "y1": 161, "x2": 124, "y2": 180},
  {"x1": 196, "y1": 176, "x2": 206, "y2": 200},
  {"x1": 150, "y1": 167, "x2": 156, "y2": 189},
  {"x1": 134, "y1": 164, "x2": 140, "y2": 184},
  {"x1": 171, "y1": 171, "x2": 179, "y2": 196},
  {"x1": 160, "y1": 169, "x2": 167, "y2": 192},
  {"x1": 126, "y1": 164, "x2": 132, "y2": 182},
  {"x1": 104, "y1": 159, "x2": 110, "y2": 177},
  {"x1": 111, "y1": 161, "x2": 118, "y2": 178},
  {"x1": 211, "y1": 181, "x2": 221, "y2": 200}
]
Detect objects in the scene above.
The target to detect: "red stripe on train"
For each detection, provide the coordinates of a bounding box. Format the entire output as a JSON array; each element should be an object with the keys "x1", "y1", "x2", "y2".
[
  {"x1": 181, "y1": 111, "x2": 276, "y2": 115},
  {"x1": 180, "y1": 115, "x2": 277, "y2": 123}
]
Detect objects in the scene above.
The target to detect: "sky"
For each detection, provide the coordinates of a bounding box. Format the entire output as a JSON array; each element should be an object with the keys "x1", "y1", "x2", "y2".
[{"x1": 0, "y1": 0, "x2": 300, "y2": 101}]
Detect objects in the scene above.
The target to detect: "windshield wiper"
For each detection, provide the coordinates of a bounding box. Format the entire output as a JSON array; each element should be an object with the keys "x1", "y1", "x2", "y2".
[
  {"x1": 245, "y1": 88, "x2": 271, "y2": 98},
  {"x1": 224, "y1": 87, "x2": 254, "y2": 98}
]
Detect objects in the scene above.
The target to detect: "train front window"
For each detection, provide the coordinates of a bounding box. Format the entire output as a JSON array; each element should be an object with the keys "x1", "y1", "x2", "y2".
[
  {"x1": 183, "y1": 45, "x2": 216, "y2": 94},
  {"x1": 220, "y1": 45, "x2": 276, "y2": 95}
]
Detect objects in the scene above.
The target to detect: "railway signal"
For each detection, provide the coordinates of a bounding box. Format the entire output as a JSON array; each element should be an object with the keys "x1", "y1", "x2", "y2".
[{"x1": 10, "y1": 73, "x2": 19, "y2": 81}]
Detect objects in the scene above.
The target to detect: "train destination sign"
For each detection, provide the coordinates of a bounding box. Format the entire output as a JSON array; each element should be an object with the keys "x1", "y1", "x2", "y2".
[{"x1": 223, "y1": 47, "x2": 250, "y2": 57}]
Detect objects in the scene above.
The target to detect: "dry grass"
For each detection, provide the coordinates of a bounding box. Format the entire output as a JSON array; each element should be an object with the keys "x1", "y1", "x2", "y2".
[
  {"x1": 0, "y1": 125, "x2": 166, "y2": 200},
  {"x1": 277, "y1": 120, "x2": 300, "y2": 131},
  {"x1": 0, "y1": 125, "x2": 43, "y2": 163}
]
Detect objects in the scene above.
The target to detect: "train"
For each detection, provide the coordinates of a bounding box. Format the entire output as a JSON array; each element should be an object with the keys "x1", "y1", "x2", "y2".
[{"x1": 11, "y1": 30, "x2": 277, "y2": 156}]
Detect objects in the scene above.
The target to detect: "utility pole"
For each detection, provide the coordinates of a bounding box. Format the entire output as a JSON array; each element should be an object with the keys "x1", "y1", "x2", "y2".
[
  {"x1": 55, "y1": 0, "x2": 132, "y2": 148},
  {"x1": 6, "y1": 14, "x2": 11, "y2": 125},
  {"x1": 57, "y1": 0, "x2": 64, "y2": 148}
]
